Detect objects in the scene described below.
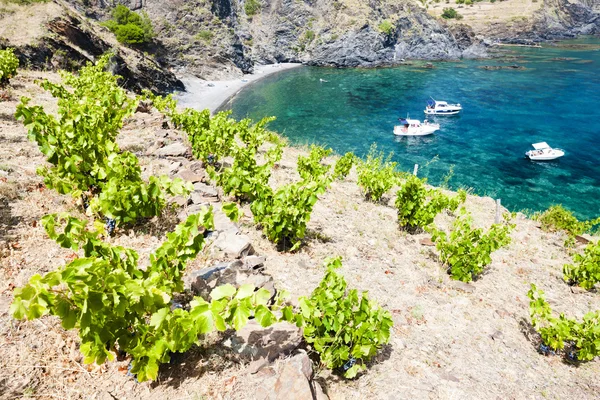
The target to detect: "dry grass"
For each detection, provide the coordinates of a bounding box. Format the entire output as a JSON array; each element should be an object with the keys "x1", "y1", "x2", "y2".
[
  {"x1": 0, "y1": 68, "x2": 599, "y2": 400},
  {"x1": 428, "y1": 0, "x2": 542, "y2": 35}
]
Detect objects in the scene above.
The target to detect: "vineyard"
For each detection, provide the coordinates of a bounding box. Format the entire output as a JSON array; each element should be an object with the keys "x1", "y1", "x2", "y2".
[{"x1": 0, "y1": 58, "x2": 599, "y2": 399}]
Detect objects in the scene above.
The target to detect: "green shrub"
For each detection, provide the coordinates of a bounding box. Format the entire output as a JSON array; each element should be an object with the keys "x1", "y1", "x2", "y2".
[
  {"x1": 0, "y1": 48, "x2": 19, "y2": 86},
  {"x1": 15, "y1": 54, "x2": 190, "y2": 226},
  {"x1": 528, "y1": 284, "x2": 600, "y2": 362},
  {"x1": 286, "y1": 257, "x2": 393, "y2": 378},
  {"x1": 396, "y1": 175, "x2": 466, "y2": 233},
  {"x1": 11, "y1": 209, "x2": 287, "y2": 381},
  {"x1": 563, "y1": 240, "x2": 600, "y2": 290},
  {"x1": 245, "y1": 0, "x2": 261, "y2": 16},
  {"x1": 297, "y1": 145, "x2": 332, "y2": 182},
  {"x1": 357, "y1": 144, "x2": 400, "y2": 202},
  {"x1": 103, "y1": 5, "x2": 154, "y2": 45},
  {"x1": 378, "y1": 20, "x2": 394, "y2": 36},
  {"x1": 195, "y1": 30, "x2": 214, "y2": 43},
  {"x1": 251, "y1": 177, "x2": 329, "y2": 251},
  {"x1": 441, "y1": 7, "x2": 462, "y2": 19},
  {"x1": 430, "y1": 209, "x2": 513, "y2": 282},
  {"x1": 333, "y1": 152, "x2": 356, "y2": 180},
  {"x1": 535, "y1": 205, "x2": 599, "y2": 246}
]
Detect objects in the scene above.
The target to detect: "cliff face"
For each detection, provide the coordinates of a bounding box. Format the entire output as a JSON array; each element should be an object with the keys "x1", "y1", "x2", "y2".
[
  {"x1": 68, "y1": 0, "x2": 484, "y2": 78},
  {"x1": 532, "y1": 0, "x2": 600, "y2": 39},
  {"x1": 0, "y1": 1, "x2": 183, "y2": 94}
]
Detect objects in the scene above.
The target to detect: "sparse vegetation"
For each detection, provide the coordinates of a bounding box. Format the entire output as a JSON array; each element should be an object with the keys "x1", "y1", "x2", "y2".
[
  {"x1": 378, "y1": 20, "x2": 394, "y2": 36},
  {"x1": 244, "y1": 0, "x2": 261, "y2": 17},
  {"x1": 528, "y1": 284, "x2": 600, "y2": 362},
  {"x1": 563, "y1": 240, "x2": 600, "y2": 290},
  {"x1": 430, "y1": 209, "x2": 514, "y2": 282},
  {"x1": 535, "y1": 205, "x2": 600, "y2": 247},
  {"x1": 441, "y1": 7, "x2": 463, "y2": 19},
  {"x1": 357, "y1": 144, "x2": 401, "y2": 202},
  {"x1": 287, "y1": 257, "x2": 393, "y2": 378}
]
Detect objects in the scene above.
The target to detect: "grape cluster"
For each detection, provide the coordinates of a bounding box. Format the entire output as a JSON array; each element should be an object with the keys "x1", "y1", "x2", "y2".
[
  {"x1": 81, "y1": 194, "x2": 89, "y2": 211},
  {"x1": 343, "y1": 357, "x2": 356, "y2": 371},
  {"x1": 105, "y1": 218, "x2": 116, "y2": 236},
  {"x1": 538, "y1": 343, "x2": 555, "y2": 356}
]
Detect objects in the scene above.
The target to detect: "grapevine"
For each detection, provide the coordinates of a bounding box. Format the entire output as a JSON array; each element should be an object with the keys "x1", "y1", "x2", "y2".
[
  {"x1": 528, "y1": 284, "x2": 600, "y2": 362},
  {"x1": 11, "y1": 208, "x2": 285, "y2": 381},
  {"x1": 430, "y1": 208, "x2": 514, "y2": 282},
  {"x1": 396, "y1": 175, "x2": 466, "y2": 233}
]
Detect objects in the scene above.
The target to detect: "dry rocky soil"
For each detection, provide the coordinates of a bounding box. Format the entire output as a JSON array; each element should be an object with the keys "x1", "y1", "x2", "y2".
[{"x1": 0, "y1": 69, "x2": 599, "y2": 400}]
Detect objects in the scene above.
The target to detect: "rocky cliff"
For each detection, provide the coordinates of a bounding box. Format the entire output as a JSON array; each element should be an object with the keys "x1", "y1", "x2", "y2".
[
  {"x1": 67, "y1": 0, "x2": 485, "y2": 78},
  {"x1": 0, "y1": 1, "x2": 183, "y2": 94},
  {"x1": 532, "y1": 0, "x2": 600, "y2": 39}
]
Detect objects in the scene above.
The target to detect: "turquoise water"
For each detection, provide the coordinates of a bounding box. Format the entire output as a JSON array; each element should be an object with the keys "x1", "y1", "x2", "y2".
[{"x1": 227, "y1": 39, "x2": 600, "y2": 219}]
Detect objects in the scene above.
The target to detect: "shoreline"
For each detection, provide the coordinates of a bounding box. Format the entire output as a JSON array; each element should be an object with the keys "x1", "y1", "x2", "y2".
[{"x1": 174, "y1": 63, "x2": 303, "y2": 114}]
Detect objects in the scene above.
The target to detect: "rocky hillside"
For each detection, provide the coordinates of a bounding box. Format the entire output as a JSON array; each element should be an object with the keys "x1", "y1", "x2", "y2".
[
  {"x1": 430, "y1": 0, "x2": 600, "y2": 44},
  {"x1": 67, "y1": 0, "x2": 486, "y2": 79},
  {"x1": 2, "y1": 0, "x2": 598, "y2": 88},
  {"x1": 0, "y1": 1, "x2": 182, "y2": 94},
  {"x1": 1, "y1": 68, "x2": 599, "y2": 399}
]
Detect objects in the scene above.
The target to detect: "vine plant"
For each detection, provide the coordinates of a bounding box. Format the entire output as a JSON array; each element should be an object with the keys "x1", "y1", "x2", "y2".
[
  {"x1": 396, "y1": 175, "x2": 466, "y2": 233},
  {"x1": 11, "y1": 208, "x2": 286, "y2": 381},
  {"x1": 528, "y1": 284, "x2": 600, "y2": 362},
  {"x1": 15, "y1": 54, "x2": 190, "y2": 227},
  {"x1": 430, "y1": 209, "x2": 514, "y2": 282}
]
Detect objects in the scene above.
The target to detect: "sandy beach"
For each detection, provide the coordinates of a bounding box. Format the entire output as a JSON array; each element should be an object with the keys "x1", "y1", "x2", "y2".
[{"x1": 175, "y1": 63, "x2": 303, "y2": 114}]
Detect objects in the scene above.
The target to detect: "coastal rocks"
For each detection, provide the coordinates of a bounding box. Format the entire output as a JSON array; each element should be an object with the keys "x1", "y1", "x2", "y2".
[
  {"x1": 309, "y1": 26, "x2": 395, "y2": 68},
  {"x1": 533, "y1": 0, "x2": 600, "y2": 40},
  {"x1": 308, "y1": 9, "x2": 486, "y2": 67}
]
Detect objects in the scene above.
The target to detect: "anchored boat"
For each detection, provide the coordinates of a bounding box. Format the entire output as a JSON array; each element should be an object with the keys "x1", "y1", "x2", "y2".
[
  {"x1": 424, "y1": 98, "x2": 462, "y2": 115},
  {"x1": 394, "y1": 118, "x2": 440, "y2": 136},
  {"x1": 525, "y1": 142, "x2": 565, "y2": 161}
]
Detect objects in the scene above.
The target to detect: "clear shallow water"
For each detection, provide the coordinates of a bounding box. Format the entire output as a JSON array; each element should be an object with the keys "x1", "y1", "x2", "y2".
[{"x1": 227, "y1": 38, "x2": 600, "y2": 219}]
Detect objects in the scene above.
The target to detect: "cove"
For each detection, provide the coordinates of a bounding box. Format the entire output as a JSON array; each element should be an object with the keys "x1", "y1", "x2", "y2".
[{"x1": 226, "y1": 38, "x2": 600, "y2": 220}]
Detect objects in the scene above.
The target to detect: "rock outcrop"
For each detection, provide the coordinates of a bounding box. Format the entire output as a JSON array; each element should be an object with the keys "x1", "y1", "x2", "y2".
[
  {"x1": 63, "y1": 0, "x2": 486, "y2": 77},
  {"x1": 0, "y1": 1, "x2": 183, "y2": 94},
  {"x1": 533, "y1": 0, "x2": 600, "y2": 39}
]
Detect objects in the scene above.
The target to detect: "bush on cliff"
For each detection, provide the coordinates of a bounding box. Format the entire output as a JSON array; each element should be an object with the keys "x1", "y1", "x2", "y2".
[
  {"x1": 441, "y1": 7, "x2": 463, "y2": 19},
  {"x1": 103, "y1": 5, "x2": 154, "y2": 45}
]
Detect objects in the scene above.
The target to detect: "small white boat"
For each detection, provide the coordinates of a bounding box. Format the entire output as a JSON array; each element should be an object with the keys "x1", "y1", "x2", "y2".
[
  {"x1": 424, "y1": 98, "x2": 462, "y2": 115},
  {"x1": 394, "y1": 118, "x2": 440, "y2": 136},
  {"x1": 525, "y1": 142, "x2": 565, "y2": 161}
]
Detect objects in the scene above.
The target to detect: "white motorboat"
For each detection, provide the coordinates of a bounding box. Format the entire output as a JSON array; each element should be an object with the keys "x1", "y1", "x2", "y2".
[
  {"x1": 424, "y1": 98, "x2": 462, "y2": 115},
  {"x1": 394, "y1": 118, "x2": 440, "y2": 136},
  {"x1": 525, "y1": 142, "x2": 565, "y2": 161}
]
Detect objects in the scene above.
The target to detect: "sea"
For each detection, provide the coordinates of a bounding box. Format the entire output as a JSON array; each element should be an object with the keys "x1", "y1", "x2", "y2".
[{"x1": 226, "y1": 38, "x2": 600, "y2": 220}]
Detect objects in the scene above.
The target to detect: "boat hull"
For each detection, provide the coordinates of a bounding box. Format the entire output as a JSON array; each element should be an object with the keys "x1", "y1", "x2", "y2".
[
  {"x1": 525, "y1": 150, "x2": 565, "y2": 161},
  {"x1": 424, "y1": 109, "x2": 461, "y2": 115},
  {"x1": 394, "y1": 124, "x2": 440, "y2": 136}
]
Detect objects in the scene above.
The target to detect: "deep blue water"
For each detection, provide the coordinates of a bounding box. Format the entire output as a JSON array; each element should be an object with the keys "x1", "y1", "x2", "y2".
[{"x1": 227, "y1": 38, "x2": 600, "y2": 219}]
